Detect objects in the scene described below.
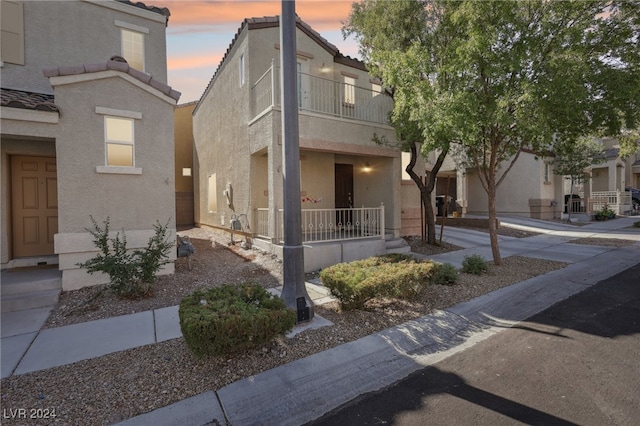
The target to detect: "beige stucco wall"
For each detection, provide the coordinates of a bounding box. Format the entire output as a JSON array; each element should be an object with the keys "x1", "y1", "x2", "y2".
[
  {"x1": 193, "y1": 29, "x2": 252, "y2": 231},
  {"x1": 174, "y1": 102, "x2": 196, "y2": 225},
  {"x1": 50, "y1": 73, "x2": 176, "y2": 289},
  {"x1": 466, "y1": 152, "x2": 562, "y2": 218},
  {"x1": 1, "y1": 0, "x2": 168, "y2": 94}
]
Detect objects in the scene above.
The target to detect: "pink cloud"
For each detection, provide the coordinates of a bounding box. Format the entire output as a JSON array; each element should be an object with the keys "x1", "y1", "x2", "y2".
[{"x1": 168, "y1": 54, "x2": 222, "y2": 70}]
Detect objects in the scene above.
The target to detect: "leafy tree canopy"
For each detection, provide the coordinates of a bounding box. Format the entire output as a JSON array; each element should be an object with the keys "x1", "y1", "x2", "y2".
[{"x1": 345, "y1": 0, "x2": 640, "y2": 263}]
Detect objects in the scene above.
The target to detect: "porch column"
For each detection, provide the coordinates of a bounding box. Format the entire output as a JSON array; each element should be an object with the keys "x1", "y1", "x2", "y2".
[{"x1": 456, "y1": 168, "x2": 468, "y2": 216}]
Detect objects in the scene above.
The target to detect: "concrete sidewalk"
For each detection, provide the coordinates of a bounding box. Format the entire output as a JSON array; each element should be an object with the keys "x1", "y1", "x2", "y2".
[{"x1": 1, "y1": 216, "x2": 638, "y2": 424}]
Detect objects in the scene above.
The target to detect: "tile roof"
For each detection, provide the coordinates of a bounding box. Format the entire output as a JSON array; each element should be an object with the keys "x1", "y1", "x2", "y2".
[
  {"x1": 43, "y1": 57, "x2": 181, "y2": 101},
  {"x1": 0, "y1": 88, "x2": 58, "y2": 112},
  {"x1": 116, "y1": 0, "x2": 170, "y2": 19}
]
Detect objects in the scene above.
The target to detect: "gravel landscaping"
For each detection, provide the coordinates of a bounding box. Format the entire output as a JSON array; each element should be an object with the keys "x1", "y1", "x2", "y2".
[{"x1": 2, "y1": 226, "x2": 569, "y2": 425}]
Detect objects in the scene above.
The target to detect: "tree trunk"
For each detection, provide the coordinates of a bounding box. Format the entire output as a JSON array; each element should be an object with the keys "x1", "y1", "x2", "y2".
[
  {"x1": 487, "y1": 180, "x2": 502, "y2": 265},
  {"x1": 405, "y1": 142, "x2": 448, "y2": 245}
]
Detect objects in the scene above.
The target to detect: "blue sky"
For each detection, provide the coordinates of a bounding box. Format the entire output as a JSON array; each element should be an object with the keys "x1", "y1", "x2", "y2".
[{"x1": 151, "y1": 1, "x2": 360, "y2": 103}]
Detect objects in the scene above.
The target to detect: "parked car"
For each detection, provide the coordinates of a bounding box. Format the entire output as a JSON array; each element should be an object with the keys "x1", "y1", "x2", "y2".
[{"x1": 626, "y1": 187, "x2": 640, "y2": 211}]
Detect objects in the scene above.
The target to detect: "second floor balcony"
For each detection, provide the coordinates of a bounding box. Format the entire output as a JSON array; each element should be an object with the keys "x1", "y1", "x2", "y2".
[{"x1": 251, "y1": 62, "x2": 393, "y2": 125}]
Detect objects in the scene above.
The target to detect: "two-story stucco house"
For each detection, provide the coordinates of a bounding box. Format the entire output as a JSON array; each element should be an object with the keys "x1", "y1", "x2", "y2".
[
  {"x1": 193, "y1": 16, "x2": 408, "y2": 272},
  {"x1": 1, "y1": 0, "x2": 180, "y2": 291}
]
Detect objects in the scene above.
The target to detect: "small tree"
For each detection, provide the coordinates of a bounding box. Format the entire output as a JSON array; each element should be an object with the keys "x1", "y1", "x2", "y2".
[
  {"x1": 78, "y1": 217, "x2": 173, "y2": 298},
  {"x1": 552, "y1": 137, "x2": 604, "y2": 222}
]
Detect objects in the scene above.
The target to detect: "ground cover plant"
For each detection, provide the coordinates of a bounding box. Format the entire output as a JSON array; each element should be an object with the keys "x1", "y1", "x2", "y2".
[
  {"x1": 320, "y1": 254, "x2": 438, "y2": 310},
  {"x1": 179, "y1": 284, "x2": 296, "y2": 357}
]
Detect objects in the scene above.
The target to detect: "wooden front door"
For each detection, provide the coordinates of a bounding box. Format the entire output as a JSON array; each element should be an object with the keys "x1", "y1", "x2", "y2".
[{"x1": 11, "y1": 156, "x2": 58, "y2": 257}]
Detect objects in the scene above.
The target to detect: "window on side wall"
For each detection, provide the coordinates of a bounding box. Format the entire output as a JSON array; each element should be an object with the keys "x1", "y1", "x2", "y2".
[
  {"x1": 105, "y1": 116, "x2": 135, "y2": 167},
  {"x1": 121, "y1": 29, "x2": 145, "y2": 71},
  {"x1": 544, "y1": 162, "x2": 551, "y2": 183},
  {"x1": 371, "y1": 83, "x2": 382, "y2": 97},
  {"x1": 239, "y1": 54, "x2": 245, "y2": 86}
]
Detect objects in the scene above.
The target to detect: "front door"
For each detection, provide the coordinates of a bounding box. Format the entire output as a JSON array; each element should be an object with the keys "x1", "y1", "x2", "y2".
[
  {"x1": 335, "y1": 163, "x2": 353, "y2": 226},
  {"x1": 11, "y1": 156, "x2": 58, "y2": 257}
]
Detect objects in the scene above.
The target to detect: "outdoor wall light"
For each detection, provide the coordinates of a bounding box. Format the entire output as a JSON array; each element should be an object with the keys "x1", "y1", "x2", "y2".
[
  {"x1": 363, "y1": 162, "x2": 372, "y2": 173},
  {"x1": 320, "y1": 62, "x2": 330, "y2": 73}
]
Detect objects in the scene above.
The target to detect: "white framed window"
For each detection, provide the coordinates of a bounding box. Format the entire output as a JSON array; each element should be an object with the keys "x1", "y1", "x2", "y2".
[
  {"x1": 105, "y1": 116, "x2": 135, "y2": 167},
  {"x1": 544, "y1": 163, "x2": 551, "y2": 183},
  {"x1": 121, "y1": 29, "x2": 145, "y2": 71},
  {"x1": 1, "y1": 0, "x2": 24, "y2": 65},
  {"x1": 182, "y1": 167, "x2": 192, "y2": 177},
  {"x1": 208, "y1": 174, "x2": 217, "y2": 213},
  {"x1": 371, "y1": 83, "x2": 382, "y2": 97},
  {"x1": 344, "y1": 76, "x2": 356, "y2": 105},
  {"x1": 239, "y1": 54, "x2": 245, "y2": 86}
]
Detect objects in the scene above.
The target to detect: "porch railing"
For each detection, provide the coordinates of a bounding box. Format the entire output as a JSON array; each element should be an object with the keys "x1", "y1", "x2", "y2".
[
  {"x1": 255, "y1": 205, "x2": 385, "y2": 244},
  {"x1": 589, "y1": 191, "x2": 632, "y2": 215},
  {"x1": 250, "y1": 62, "x2": 392, "y2": 125}
]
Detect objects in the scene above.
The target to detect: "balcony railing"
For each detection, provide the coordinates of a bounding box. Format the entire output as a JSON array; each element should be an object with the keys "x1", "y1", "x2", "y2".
[
  {"x1": 255, "y1": 205, "x2": 385, "y2": 244},
  {"x1": 250, "y1": 62, "x2": 393, "y2": 125}
]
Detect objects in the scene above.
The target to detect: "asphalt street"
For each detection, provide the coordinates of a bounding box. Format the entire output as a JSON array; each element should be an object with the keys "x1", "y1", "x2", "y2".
[{"x1": 309, "y1": 262, "x2": 640, "y2": 426}]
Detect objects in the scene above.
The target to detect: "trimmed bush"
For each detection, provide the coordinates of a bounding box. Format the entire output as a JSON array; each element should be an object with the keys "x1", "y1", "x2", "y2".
[
  {"x1": 431, "y1": 263, "x2": 458, "y2": 285},
  {"x1": 319, "y1": 254, "x2": 437, "y2": 311},
  {"x1": 461, "y1": 254, "x2": 488, "y2": 275},
  {"x1": 633, "y1": 221, "x2": 640, "y2": 228},
  {"x1": 179, "y1": 284, "x2": 296, "y2": 358}
]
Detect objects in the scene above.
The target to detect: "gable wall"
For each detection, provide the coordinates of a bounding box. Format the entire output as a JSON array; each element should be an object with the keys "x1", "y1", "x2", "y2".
[{"x1": 2, "y1": 0, "x2": 167, "y2": 94}]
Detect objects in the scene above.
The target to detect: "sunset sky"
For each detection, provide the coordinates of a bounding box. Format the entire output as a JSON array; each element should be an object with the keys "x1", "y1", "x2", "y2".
[{"x1": 151, "y1": 0, "x2": 361, "y2": 103}]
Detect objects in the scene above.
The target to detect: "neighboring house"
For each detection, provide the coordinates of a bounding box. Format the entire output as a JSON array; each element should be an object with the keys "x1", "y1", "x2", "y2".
[
  {"x1": 1, "y1": 0, "x2": 180, "y2": 290},
  {"x1": 174, "y1": 102, "x2": 196, "y2": 228},
  {"x1": 401, "y1": 136, "x2": 640, "y2": 227},
  {"x1": 193, "y1": 16, "x2": 406, "y2": 272}
]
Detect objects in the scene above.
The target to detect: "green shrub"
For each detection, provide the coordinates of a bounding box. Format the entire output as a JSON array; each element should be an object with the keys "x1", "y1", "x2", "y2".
[
  {"x1": 77, "y1": 217, "x2": 173, "y2": 298},
  {"x1": 634, "y1": 221, "x2": 640, "y2": 228},
  {"x1": 179, "y1": 284, "x2": 296, "y2": 358},
  {"x1": 461, "y1": 254, "x2": 488, "y2": 275},
  {"x1": 431, "y1": 263, "x2": 458, "y2": 285},
  {"x1": 320, "y1": 254, "x2": 437, "y2": 311},
  {"x1": 594, "y1": 205, "x2": 616, "y2": 221}
]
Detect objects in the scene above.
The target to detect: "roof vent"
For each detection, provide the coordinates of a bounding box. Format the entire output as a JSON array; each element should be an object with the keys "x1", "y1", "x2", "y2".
[{"x1": 110, "y1": 55, "x2": 128, "y2": 63}]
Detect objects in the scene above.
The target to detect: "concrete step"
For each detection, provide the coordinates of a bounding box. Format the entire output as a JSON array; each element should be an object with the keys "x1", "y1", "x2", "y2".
[
  {"x1": 1, "y1": 274, "x2": 61, "y2": 296},
  {"x1": 1, "y1": 289, "x2": 60, "y2": 313},
  {"x1": 1, "y1": 268, "x2": 62, "y2": 313},
  {"x1": 385, "y1": 237, "x2": 411, "y2": 255}
]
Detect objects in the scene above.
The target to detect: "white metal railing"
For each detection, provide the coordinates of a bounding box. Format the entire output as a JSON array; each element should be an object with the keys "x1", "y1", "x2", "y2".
[
  {"x1": 589, "y1": 190, "x2": 632, "y2": 215},
  {"x1": 250, "y1": 64, "x2": 392, "y2": 125},
  {"x1": 255, "y1": 205, "x2": 385, "y2": 244}
]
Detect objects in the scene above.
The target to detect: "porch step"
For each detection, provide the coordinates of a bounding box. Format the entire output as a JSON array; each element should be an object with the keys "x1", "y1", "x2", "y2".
[
  {"x1": 1, "y1": 269, "x2": 62, "y2": 313},
  {"x1": 385, "y1": 237, "x2": 411, "y2": 255},
  {"x1": 1, "y1": 289, "x2": 60, "y2": 313}
]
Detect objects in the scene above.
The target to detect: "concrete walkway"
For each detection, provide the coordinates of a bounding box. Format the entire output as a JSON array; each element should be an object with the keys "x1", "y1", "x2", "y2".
[{"x1": 1, "y1": 216, "x2": 638, "y2": 425}]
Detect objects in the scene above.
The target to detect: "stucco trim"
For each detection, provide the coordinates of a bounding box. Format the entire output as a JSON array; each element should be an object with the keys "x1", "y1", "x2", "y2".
[
  {"x1": 114, "y1": 19, "x2": 150, "y2": 34},
  {"x1": 0, "y1": 106, "x2": 59, "y2": 123},
  {"x1": 49, "y1": 70, "x2": 178, "y2": 105},
  {"x1": 96, "y1": 165, "x2": 143, "y2": 175},
  {"x1": 95, "y1": 106, "x2": 142, "y2": 119},
  {"x1": 82, "y1": 0, "x2": 167, "y2": 23}
]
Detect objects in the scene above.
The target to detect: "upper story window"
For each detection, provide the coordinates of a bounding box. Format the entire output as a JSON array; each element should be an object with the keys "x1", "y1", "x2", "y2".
[
  {"x1": 344, "y1": 76, "x2": 356, "y2": 105},
  {"x1": 121, "y1": 29, "x2": 145, "y2": 71},
  {"x1": 105, "y1": 116, "x2": 135, "y2": 167},
  {"x1": 239, "y1": 54, "x2": 245, "y2": 86},
  {"x1": 371, "y1": 83, "x2": 382, "y2": 97},
  {"x1": 115, "y1": 21, "x2": 148, "y2": 72},
  {"x1": 1, "y1": 0, "x2": 24, "y2": 65}
]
